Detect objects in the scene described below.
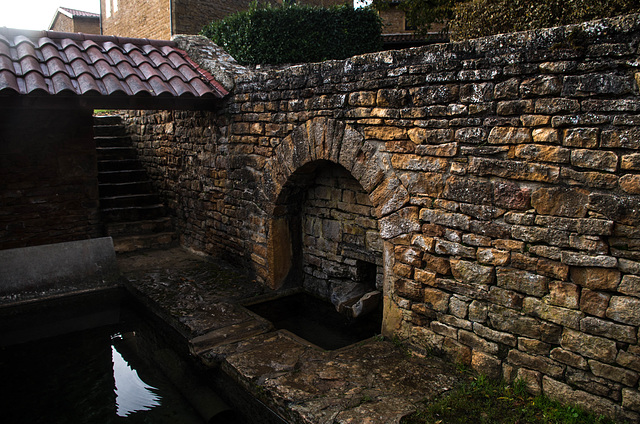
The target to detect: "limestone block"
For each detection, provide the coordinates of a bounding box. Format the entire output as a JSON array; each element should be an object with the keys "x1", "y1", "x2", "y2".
[
  {"x1": 550, "y1": 347, "x2": 588, "y2": 370},
  {"x1": 450, "y1": 258, "x2": 495, "y2": 285},
  {"x1": 571, "y1": 149, "x2": 618, "y2": 172},
  {"x1": 469, "y1": 157, "x2": 560, "y2": 183},
  {"x1": 579, "y1": 289, "x2": 611, "y2": 318},
  {"x1": 536, "y1": 98, "x2": 580, "y2": 114},
  {"x1": 622, "y1": 389, "x2": 640, "y2": 412},
  {"x1": 607, "y1": 296, "x2": 640, "y2": 326},
  {"x1": 545, "y1": 281, "x2": 579, "y2": 309},
  {"x1": 477, "y1": 248, "x2": 510, "y2": 266},
  {"x1": 521, "y1": 75, "x2": 562, "y2": 97},
  {"x1": 497, "y1": 100, "x2": 534, "y2": 115},
  {"x1": 620, "y1": 174, "x2": 640, "y2": 195},
  {"x1": 423, "y1": 287, "x2": 450, "y2": 312},
  {"x1": 523, "y1": 297, "x2": 583, "y2": 329},
  {"x1": 449, "y1": 296, "x2": 469, "y2": 318},
  {"x1": 561, "y1": 167, "x2": 618, "y2": 189},
  {"x1": 563, "y1": 128, "x2": 599, "y2": 148},
  {"x1": 379, "y1": 207, "x2": 420, "y2": 239},
  {"x1": 459, "y1": 329, "x2": 499, "y2": 355},
  {"x1": 488, "y1": 286, "x2": 524, "y2": 310},
  {"x1": 394, "y1": 278, "x2": 423, "y2": 302},
  {"x1": 617, "y1": 349, "x2": 640, "y2": 373},
  {"x1": 531, "y1": 187, "x2": 588, "y2": 217},
  {"x1": 518, "y1": 337, "x2": 551, "y2": 356},
  {"x1": 580, "y1": 316, "x2": 636, "y2": 344},
  {"x1": 488, "y1": 127, "x2": 532, "y2": 145},
  {"x1": 507, "y1": 349, "x2": 564, "y2": 379},
  {"x1": 601, "y1": 128, "x2": 640, "y2": 149},
  {"x1": 497, "y1": 267, "x2": 549, "y2": 297},
  {"x1": 454, "y1": 127, "x2": 487, "y2": 144},
  {"x1": 621, "y1": 153, "x2": 640, "y2": 170},
  {"x1": 422, "y1": 253, "x2": 451, "y2": 275},
  {"x1": 561, "y1": 328, "x2": 618, "y2": 363}
]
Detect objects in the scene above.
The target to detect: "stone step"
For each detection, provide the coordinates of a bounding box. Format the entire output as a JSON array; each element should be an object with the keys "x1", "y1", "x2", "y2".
[
  {"x1": 101, "y1": 204, "x2": 166, "y2": 222},
  {"x1": 98, "y1": 159, "x2": 142, "y2": 172},
  {"x1": 100, "y1": 193, "x2": 161, "y2": 209},
  {"x1": 105, "y1": 217, "x2": 174, "y2": 237},
  {"x1": 94, "y1": 124, "x2": 126, "y2": 137},
  {"x1": 112, "y1": 232, "x2": 177, "y2": 253},
  {"x1": 99, "y1": 181, "x2": 154, "y2": 197},
  {"x1": 98, "y1": 169, "x2": 148, "y2": 183},
  {"x1": 95, "y1": 135, "x2": 133, "y2": 148},
  {"x1": 93, "y1": 115, "x2": 122, "y2": 126},
  {"x1": 96, "y1": 146, "x2": 137, "y2": 160}
]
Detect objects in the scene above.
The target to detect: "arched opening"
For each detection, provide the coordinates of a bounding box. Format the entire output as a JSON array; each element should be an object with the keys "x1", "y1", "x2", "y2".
[{"x1": 270, "y1": 160, "x2": 384, "y2": 320}]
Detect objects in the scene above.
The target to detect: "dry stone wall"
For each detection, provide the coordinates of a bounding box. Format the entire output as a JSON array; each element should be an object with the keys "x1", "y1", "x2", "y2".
[{"x1": 123, "y1": 14, "x2": 640, "y2": 420}]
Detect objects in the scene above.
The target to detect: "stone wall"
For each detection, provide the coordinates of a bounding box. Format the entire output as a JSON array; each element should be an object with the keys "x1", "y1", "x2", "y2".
[
  {"x1": 123, "y1": 14, "x2": 640, "y2": 420},
  {"x1": 0, "y1": 108, "x2": 100, "y2": 249}
]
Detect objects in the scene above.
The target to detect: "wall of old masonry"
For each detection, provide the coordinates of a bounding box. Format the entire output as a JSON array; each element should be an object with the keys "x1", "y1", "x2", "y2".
[{"x1": 123, "y1": 14, "x2": 640, "y2": 420}]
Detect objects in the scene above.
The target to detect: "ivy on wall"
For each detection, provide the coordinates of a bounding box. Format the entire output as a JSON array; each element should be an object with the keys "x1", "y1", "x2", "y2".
[{"x1": 200, "y1": 3, "x2": 382, "y2": 65}]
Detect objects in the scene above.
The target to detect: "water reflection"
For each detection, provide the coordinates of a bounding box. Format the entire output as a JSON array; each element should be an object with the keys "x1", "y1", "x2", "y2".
[{"x1": 111, "y1": 337, "x2": 161, "y2": 417}]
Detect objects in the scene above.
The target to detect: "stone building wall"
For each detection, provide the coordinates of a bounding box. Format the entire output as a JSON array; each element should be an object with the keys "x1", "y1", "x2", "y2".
[
  {"x1": 101, "y1": 0, "x2": 171, "y2": 39},
  {"x1": 0, "y1": 108, "x2": 100, "y2": 249},
  {"x1": 123, "y1": 14, "x2": 640, "y2": 420}
]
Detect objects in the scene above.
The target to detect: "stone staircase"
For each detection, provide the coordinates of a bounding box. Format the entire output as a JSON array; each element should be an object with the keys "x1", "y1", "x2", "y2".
[{"x1": 94, "y1": 115, "x2": 177, "y2": 253}]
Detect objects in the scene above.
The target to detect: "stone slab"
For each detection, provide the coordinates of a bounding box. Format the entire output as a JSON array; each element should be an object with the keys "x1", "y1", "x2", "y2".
[{"x1": 0, "y1": 237, "x2": 117, "y2": 295}]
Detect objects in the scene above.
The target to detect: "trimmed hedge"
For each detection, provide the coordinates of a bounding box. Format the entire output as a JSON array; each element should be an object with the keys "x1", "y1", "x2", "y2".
[
  {"x1": 200, "y1": 3, "x2": 382, "y2": 65},
  {"x1": 450, "y1": 0, "x2": 640, "y2": 41}
]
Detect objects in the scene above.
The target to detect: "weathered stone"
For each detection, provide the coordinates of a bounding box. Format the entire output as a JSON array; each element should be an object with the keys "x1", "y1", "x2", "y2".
[
  {"x1": 565, "y1": 367, "x2": 622, "y2": 401},
  {"x1": 415, "y1": 142, "x2": 458, "y2": 157},
  {"x1": 488, "y1": 305, "x2": 542, "y2": 339},
  {"x1": 589, "y1": 360, "x2": 639, "y2": 387},
  {"x1": 459, "y1": 329, "x2": 499, "y2": 354},
  {"x1": 619, "y1": 275, "x2": 640, "y2": 298},
  {"x1": 423, "y1": 287, "x2": 450, "y2": 312},
  {"x1": 563, "y1": 74, "x2": 634, "y2": 97},
  {"x1": 507, "y1": 349, "x2": 564, "y2": 378},
  {"x1": 488, "y1": 127, "x2": 532, "y2": 145},
  {"x1": 607, "y1": 296, "x2": 640, "y2": 326},
  {"x1": 441, "y1": 175, "x2": 493, "y2": 205},
  {"x1": 492, "y1": 239, "x2": 525, "y2": 252},
  {"x1": 622, "y1": 389, "x2": 640, "y2": 412},
  {"x1": 551, "y1": 347, "x2": 588, "y2": 370},
  {"x1": 523, "y1": 297, "x2": 583, "y2": 329},
  {"x1": 370, "y1": 176, "x2": 410, "y2": 217},
  {"x1": 621, "y1": 153, "x2": 640, "y2": 170},
  {"x1": 561, "y1": 328, "x2": 618, "y2": 363},
  {"x1": 420, "y1": 208, "x2": 471, "y2": 231},
  {"x1": 395, "y1": 278, "x2": 423, "y2": 301},
  {"x1": 391, "y1": 154, "x2": 449, "y2": 172},
  {"x1": 545, "y1": 281, "x2": 579, "y2": 309},
  {"x1": 569, "y1": 234, "x2": 608, "y2": 254},
  {"x1": 408, "y1": 127, "x2": 454, "y2": 145},
  {"x1": 617, "y1": 349, "x2": 640, "y2": 373},
  {"x1": 469, "y1": 157, "x2": 560, "y2": 183},
  {"x1": 581, "y1": 316, "x2": 636, "y2": 344},
  {"x1": 561, "y1": 252, "x2": 618, "y2": 268},
  {"x1": 571, "y1": 149, "x2": 618, "y2": 173},
  {"x1": 497, "y1": 267, "x2": 548, "y2": 297},
  {"x1": 521, "y1": 75, "x2": 562, "y2": 97},
  {"x1": 570, "y1": 267, "x2": 621, "y2": 290},
  {"x1": 471, "y1": 351, "x2": 503, "y2": 380},
  {"x1": 379, "y1": 207, "x2": 420, "y2": 239},
  {"x1": 395, "y1": 245, "x2": 423, "y2": 267},
  {"x1": 561, "y1": 167, "x2": 619, "y2": 189},
  {"x1": 601, "y1": 128, "x2": 640, "y2": 149},
  {"x1": 531, "y1": 127, "x2": 559, "y2": 143},
  {"x1": 534, "y1": 216, "x2": 614, "y2": 235},
  {"x1": 460, "y1": 82, "x2": 494, "y2": 103},
  {"x1": 454, "y1": 127, "x2": 487, "y2": 144},
  {"x1": 422, "y1": 253, "x2": 451, "y2": 275},
  {"x1": 449, "y1": 296, "x2": 469, "y2": 318},
  {"x1": 488, "y1": 286, "x2": 524, "y2": 310},
  {"x1": 620, "y1": 174, "x2": 640, "y2": 195},
  {"x1": 468, "y1": 300, "x2": 488, "y2": 323},
  {"x1": 398, "y1": 172, "x2": 445, "y2": 197},
  {"x1": 434, "y1": 239, "x2": 476, "y2": 258},
  {"x1": 619, "y1": 259, "x2": 640, "y2": 275},
  {"x1": 563, "y1": 127, "x2": 599, "y2": 148},
  {"x1": 477, "y1": 248, "x2": 510, "y2": 266},
  {"x1": 542, "y1": 377, "x2": 622, "y2": 419},
  {"x1": 450, "y1": 258, "x2": 495, "y2": 286},
  {"x1": 512, "y1": 144, "x2": 569, "y2": 163},
  {"x1": 579, "y1": 289, "x2": 611, "y2": 318},
  {"x1": 518, "y1": 337, "x2": 551, "y2": 356},
  {"x1": 497, "y1": 100, "x2": 534, "y2": 115},
  {"x1": 536, "y1": 98, "x2": 580, "y2": 114},
  {"x1": 589, "y1": 192, "x2": 640, "y2": 226},
  {"x1": 530, "y1": 187, "x2": 588, "y2": 217},
  {"x1": 493, "y1": 181, "x2": 531, "y2": 210},
  {"x1": 516, "y1": 368, "x2": 542, "y2": 395},
  {"x1": 528, "y1": 245, "x2": 561, "y2": 261}
]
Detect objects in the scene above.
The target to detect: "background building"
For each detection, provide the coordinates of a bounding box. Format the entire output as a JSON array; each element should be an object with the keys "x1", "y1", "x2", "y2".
[{"x1": 48, "y1": 7, "x2": 100, "y2": 34}]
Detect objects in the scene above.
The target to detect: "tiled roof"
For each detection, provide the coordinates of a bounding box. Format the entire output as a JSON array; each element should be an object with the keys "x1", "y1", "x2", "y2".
[
  {"x1": 0, "y1": 27, "x2": 228, "y2": 109},
  {"x1": 59, "y1": 7, "x2": 100, "y2": 19}
]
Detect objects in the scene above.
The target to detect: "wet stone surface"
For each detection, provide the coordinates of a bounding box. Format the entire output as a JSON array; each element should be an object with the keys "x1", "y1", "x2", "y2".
[{"x1": 118, "y1": 248, "x2": 467, "y2": 424}]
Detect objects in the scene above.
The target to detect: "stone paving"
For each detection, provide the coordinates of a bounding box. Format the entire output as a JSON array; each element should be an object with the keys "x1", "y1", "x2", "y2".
[{"x1": 118, "y1": 247, "x2": 467, "y2": 424}]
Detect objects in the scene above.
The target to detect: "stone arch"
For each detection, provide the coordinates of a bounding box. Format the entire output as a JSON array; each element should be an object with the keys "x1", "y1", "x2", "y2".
[{"x1": 264, "y1": 117, "x2": 411, "y2": 295}]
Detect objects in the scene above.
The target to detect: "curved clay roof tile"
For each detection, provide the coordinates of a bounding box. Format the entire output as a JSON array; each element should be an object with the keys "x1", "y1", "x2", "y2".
[
  {"x1": 0, "y1": 69, "x2": 20, "y2": 93},
  {"x1": 23, "y1": 71, "x2": 48, "y2": 94},
  {"x1": 50, "y1": 71, "x2": 76, "y2": 94},
  {"x1": 77, "y1": 73, "x2": 101, "y2": 95},
  {"x1": 124, "y1": 74, "x2": 151, "y2": 96},
  {"x1": 147, "y1": 75, "x2": 176, "y2": 96},
  {"x1": 102, "y1": 73, "x2": 129, "y2": 95}
]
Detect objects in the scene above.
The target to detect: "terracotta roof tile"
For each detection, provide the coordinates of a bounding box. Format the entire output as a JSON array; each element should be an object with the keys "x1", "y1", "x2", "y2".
[{"x1": 0, "y1": 27, "x2": 228, "y2": 105}]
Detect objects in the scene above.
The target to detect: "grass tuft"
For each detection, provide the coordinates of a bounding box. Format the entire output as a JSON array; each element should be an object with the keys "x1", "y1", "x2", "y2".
[{"x1": 401, "y1": 375, "x2": 625, "y2": 424}]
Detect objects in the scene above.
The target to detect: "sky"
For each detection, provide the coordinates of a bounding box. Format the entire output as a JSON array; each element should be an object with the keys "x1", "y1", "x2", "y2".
[{"x1": 0, "y1": 0, "x2": 100, "y2": 31}]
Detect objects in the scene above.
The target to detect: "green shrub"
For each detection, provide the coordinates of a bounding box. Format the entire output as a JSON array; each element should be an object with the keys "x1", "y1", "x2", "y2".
[
  {"x1": 200, "y1": 2, "x2": 383, "y2": 65},
  {"x1": 450, "y1": 0, "x2": 640, "y2": 41}
]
